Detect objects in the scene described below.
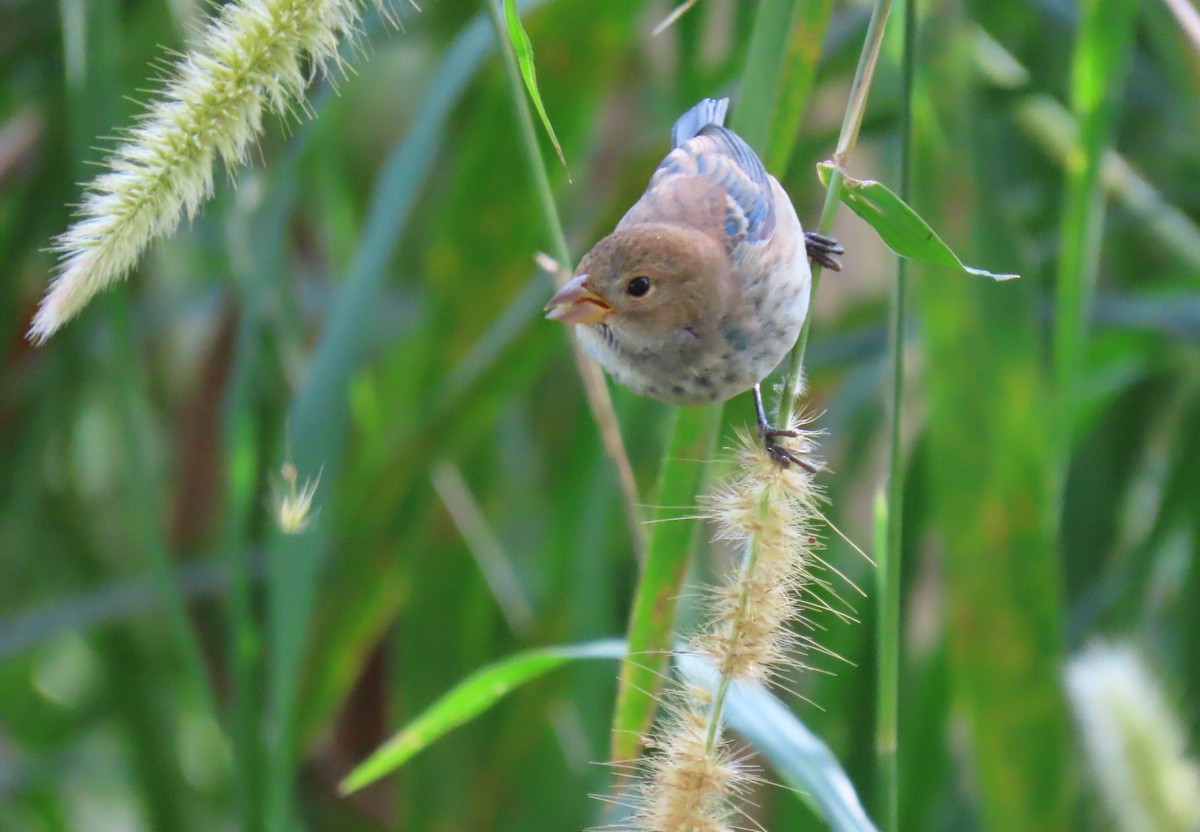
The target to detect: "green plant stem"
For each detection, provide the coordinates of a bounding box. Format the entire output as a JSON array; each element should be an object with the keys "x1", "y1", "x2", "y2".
[
  {"x1": 735, "y1": 0, "x2": 798, "y2": 152},
  {"x1": 776, "y1": 0, "x2": 894, "y2": 422},
  {"x1": 873, "y1": 488, "x2": 896, "y2": 831},
  {"x1": 878, "y1": 2, "x2": 915, "y2": 828},
  {"x1": 703, "y1": 489, "x2": 770, "y2": 753},
  {"x1": 701, "y1": 0, "x2": 896, "y2": 775},
  {"x1": 486, "y1": 0, "x2": 646, "y2": 561}
]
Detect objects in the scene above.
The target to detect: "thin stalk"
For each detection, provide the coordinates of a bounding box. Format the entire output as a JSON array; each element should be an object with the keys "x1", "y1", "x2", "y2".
[
  {"x1": 698, "y1": 0, "x2": 896, "y2": 771},
  {"x1": 776, "y1": 0, "x2": 894, "y2": 422},
  {"x1": 874, "y1": 488, "x2": 897, "y2": 830},
  {"x1": 486, "y1": 0, "x2": 646, "y2": 561},
  {"x1": 690, "y1": 0, "x2": 901, "y2": 811},
  {"x1": 703, "y1": 490, "x2": 770, "y2": 753},
  {"x1": 878, "y1": 2, "x2": 915, "y2": 827}
]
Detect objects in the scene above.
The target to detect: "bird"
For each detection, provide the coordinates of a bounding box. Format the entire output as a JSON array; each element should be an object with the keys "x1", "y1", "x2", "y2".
[{"x1": 544, "y1": 97, "x2": 843, "y2": 467}]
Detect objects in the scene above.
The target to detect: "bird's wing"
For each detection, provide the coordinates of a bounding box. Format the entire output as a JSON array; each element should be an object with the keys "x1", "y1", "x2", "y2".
[
  {"x1": 671, "y1": 97, "x2": 729, "y2": 148},
  {"x1": 644, "y1": 124, "x2": 777, "y2": 245}
]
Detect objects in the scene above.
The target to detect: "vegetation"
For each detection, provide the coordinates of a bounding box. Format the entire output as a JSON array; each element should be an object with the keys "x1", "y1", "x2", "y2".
[{"x1": 2, "y1": 0, "x2": 1199, "y2": 830}]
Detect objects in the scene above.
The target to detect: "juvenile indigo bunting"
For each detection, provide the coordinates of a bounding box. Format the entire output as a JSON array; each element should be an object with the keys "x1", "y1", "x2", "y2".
[{"x1": 545, "y1": 97, "x2": 842, "y2": 466}]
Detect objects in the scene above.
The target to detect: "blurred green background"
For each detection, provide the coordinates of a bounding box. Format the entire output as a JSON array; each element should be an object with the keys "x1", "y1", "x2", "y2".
[{"x1": 2, "y1": 0, "x2": 1199, "y2": 830}]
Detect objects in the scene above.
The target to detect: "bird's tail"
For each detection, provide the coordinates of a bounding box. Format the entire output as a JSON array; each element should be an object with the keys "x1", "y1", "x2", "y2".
[{"x1": 671, "y1": 97, "x2": 729, "y2": 148}]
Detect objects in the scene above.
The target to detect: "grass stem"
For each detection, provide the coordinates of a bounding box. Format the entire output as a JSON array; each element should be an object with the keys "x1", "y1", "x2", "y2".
[
  {"x1": 486, "y1": 0, "x2": 646, "y2": 561},
  {"x1": 776, "y1": 0, "x2": 894, "y2": 421},
  {"x1": 877, "y1": 2, "x2": 915, "y2": 827}
]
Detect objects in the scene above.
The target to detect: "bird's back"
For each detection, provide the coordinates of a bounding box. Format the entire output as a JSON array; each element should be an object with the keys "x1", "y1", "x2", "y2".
[{"x1": 619, "y1": 98, "x2": 779, "y2": 251}]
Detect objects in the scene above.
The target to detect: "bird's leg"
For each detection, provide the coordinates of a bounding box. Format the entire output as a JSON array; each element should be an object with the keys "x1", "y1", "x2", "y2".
[
  {"x1": 754, "y1": 383, "x2": 819, "y2": 473},
  {"x1": 804, "y1": 231, "x2": 845, "y2": 272}
]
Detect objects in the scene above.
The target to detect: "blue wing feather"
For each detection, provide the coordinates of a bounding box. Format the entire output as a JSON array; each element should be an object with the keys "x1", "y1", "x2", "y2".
[
  {"x1": 671, "y1": 97, "x2": 729, "y2": 148},
  {"x1": 655, "y1": 100, "x2": 777, "y2": 244}
]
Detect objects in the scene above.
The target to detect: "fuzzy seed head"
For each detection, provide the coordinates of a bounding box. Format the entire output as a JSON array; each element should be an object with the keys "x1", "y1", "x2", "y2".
[
  {"x1": 699, "y1": 425, "x2": 824, "y2": 683},
  {"x1": 631, "y1": 694, "x2": 748, "y2": 832},
  {"x1": 274, "y1": 463, "x2": 320, "y2": 534},
  {"x1": 1066, "y1": 642, "x2": 1200, "y2": 832},
  {"x1": 610, "y1": 423, "x2": 832, "y2": 832},
  {"x1": 30, "y1": 0, "x2": 385, "y2": 342}
]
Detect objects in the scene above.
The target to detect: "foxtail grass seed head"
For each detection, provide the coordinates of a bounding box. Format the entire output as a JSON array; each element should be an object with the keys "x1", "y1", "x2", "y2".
[
  {"x1": 30, "y1": 0, "x2": 386, "y2": 343},
  {"x1": 623, "y1": 424, "x2": 827, "y2": 832},
  {"x1": 700, "y1": 425, "x2": 824, "y2": 683},
  {"x1": 1066, "y1": 642, "x2": 1200, "y2": 832},
  {"x1": 633, "y1": 692, "x2": 749, "y2": 832}
]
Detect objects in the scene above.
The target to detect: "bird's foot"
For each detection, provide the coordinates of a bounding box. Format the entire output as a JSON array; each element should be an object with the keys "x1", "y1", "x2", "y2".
[
  {"x1": 804, "y1": 231, "x2": 845, "y2": 272},
  {"x1": 761, "y1": 424, "x2": 821, "y2": 473},
  {"x1": 752, "y1": 383, "x2": 821, "y2": 472}
]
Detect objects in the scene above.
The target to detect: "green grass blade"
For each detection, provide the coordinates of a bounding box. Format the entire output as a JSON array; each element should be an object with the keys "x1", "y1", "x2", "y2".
[
  {"x1": 914, "y1": 15, "x2": 1072, "y2": 829},
  {"x1": 878, "y1": 4, "x2": 915, "y2": 826},
  {"x1": 816, "y1": 162, "x2": 1018, "y2": 281},
  {"x1": 0, "y1": 559, "x2": 232, "y2": 659},
  {"x1": 340, "y1": 640, "x2": 625, "y2": 793},
  {"x1": 1053, "y1": 0, "x2": 1140, "y2": 474},
  {"x1": 733, "y1": 0, "x2": 797, "y2": 152},
  {"x1": 221, "y1": 123, "x2": 315, "y2": 831},
  {"x1": 970, "y1": 27, "x2": 1200, "y2": 270},
  {"x1": 764, "y1": 0, "x2": 837, "y2": 173},
  {"x1": 679, "y1": 655, "x2": 879, "y2": 832},
  {"x1": 66, "y1": 0, "x2": 218, "y2": 747},
  {"x1": 609, "y1": 406, "x2": 721, "y2": 763},
  {"x1": 501, "y1": 0, "x2": 567, "y2": 169}
]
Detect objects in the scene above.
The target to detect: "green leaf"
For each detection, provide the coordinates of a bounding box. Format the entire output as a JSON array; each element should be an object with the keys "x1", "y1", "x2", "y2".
[
  {"x1": 340, "y1": 640, "x2": 624, "y2": 794},
  {"x1": 678, "y1": 655, "x2": 879, "y2": 832},
  {"x1": 501, "y1": 0, "x2": 567, "y2": 170},
  {"x1": 816, "y1": 161, "x2": 1018, "y2": 281},
  {"x1": 609, "y1": 405, "x2": 722, "y2": 763},
  {"x1": 1053, "y1": 0, "x2": 1139, "y2": 454}
]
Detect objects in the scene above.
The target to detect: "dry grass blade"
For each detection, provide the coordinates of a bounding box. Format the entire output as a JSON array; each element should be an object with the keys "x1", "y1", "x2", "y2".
[{"x1": 651, "y1": 0, "x2": 700, "y2": 37}]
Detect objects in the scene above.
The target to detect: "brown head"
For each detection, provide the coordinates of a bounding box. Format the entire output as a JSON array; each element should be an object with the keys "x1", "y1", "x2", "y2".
[{"x1": 544, "y1": 223, "x2": 734, "y2": 351}]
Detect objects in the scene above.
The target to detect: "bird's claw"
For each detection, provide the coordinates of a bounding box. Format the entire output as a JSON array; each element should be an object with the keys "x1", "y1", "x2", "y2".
[
  {"x1": 804, "y1": 231, "x2": 845, "y2": 272},
  {"x1": 752, "y1": 383, "x2": 821, "y2": 472},
  {"x1": 762, "y1": 426, "x2": 798, "y2": 440},
  {"x1": 761, "y1": 425, "x2": 821, "y2": 473}
]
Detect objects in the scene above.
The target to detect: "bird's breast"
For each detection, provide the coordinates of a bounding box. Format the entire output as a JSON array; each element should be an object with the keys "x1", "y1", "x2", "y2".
[{"x1": 575, "y1": 242, "x2": 810, "y2": 406}]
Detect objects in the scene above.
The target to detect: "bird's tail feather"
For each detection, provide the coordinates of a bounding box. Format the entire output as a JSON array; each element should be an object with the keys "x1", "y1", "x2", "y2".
[{"x1": 671, "y1": 97, "x2": 729, "y2": 148}]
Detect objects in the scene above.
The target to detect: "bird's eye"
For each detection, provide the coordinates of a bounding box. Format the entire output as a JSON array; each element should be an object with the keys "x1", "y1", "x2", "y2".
[{"x1": 627, "y1": 276, "x2": 652, "y2": 297}]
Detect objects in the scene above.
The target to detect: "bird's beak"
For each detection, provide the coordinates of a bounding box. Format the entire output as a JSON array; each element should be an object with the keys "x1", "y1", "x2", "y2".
[{"x1": 544, "y1": 274, "x2": 612, "y2": 325}]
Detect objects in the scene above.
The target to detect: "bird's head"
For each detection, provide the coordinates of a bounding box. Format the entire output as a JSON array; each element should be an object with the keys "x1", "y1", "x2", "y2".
[{"x1": 544, "y1": 223, "x2": 733, "y2": 348}]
